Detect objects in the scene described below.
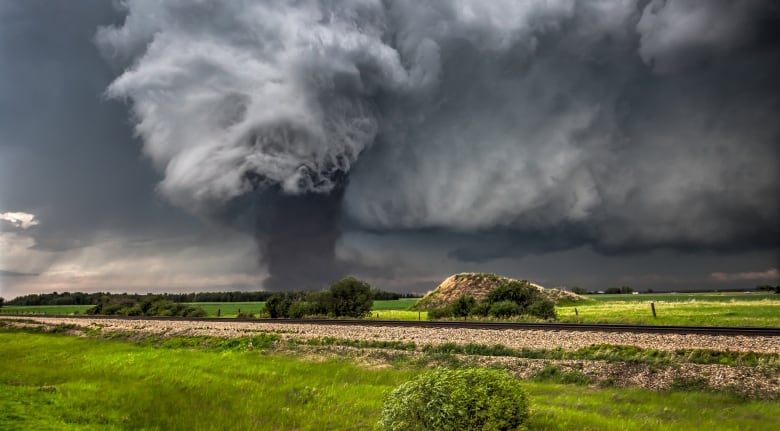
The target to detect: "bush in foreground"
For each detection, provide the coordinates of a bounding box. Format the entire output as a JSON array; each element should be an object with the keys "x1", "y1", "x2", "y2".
[{"x1": 377, "y1": 368, "x2": 529, "y2": 431}]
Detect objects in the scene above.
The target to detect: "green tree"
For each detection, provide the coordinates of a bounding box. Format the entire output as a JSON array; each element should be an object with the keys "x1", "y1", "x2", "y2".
[
  {"x1": 320, "y1": 277, "x2": 373, "y2": 317},
  {"x1": 0, "y1": 296, "x2": 4, "y2": 310},
  {"x1": 488, "y1": 300, "x2": 522, "y2": 318},
  {"x1": 265, "y1": 294, "x2": 292, "y2": 318}
]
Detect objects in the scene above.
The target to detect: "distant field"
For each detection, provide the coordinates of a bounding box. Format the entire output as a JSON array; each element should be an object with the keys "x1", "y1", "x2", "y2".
[
  {"x1": 370, "y1": 298, "x2": 419, "y2": 310},
  {"x1": 2, "y1": 330, "x2": 779, "y2": 430},
  {"x1": 188, "y1": 302, "x2": 265, "y2": 317},
  {"x1": 3, "y1": 294, "x2": 777, "y2": 327},
  {"x1": 0, "y1": 299, "x2": 418, "y2": 318},
  {"x1": 0, "y1": 305, "x2": 92, "y2": 315},
  {"x1": 583, "y1": 292, "x2": 777, "y2": 303},
  {"x1": 558, "y1": 293, "x2": 780, "y2": 327}
]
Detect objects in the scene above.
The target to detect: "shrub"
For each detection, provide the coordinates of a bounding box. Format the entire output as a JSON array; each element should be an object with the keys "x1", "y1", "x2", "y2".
[
  {"x1": 469, "y1": 301, "x2": 491, "y2": 317},
  {"x1": 183, "y1": 307, "x2": 207, "y2": 318},
  {"x1": 526, "y1": 298, "x2": 556, "y2": 319},
  {"x1": 451, "y1": 295, "x2": 476, "y2": 317},
  {"x1": 236, "y1": 310, "x2": 256, "y2": 319},
  {"x1": 427, "y1": 307, "x2": 453, "y2": 319},
  {"x1": 265, "y1": 294, "x2": 292, "y2": 318},
  {"x1": 287, "y1": 301, "x2": 315, "y2": 319},
  {"x1": 489, "y1": 300, "x2": 522, "y2": 318},
  {"x1": 377, "y1": 368, "x2": 529, "y2": 431},
  {"x1": 486, "y1": 281, "x2": 537, "y2": 306}
]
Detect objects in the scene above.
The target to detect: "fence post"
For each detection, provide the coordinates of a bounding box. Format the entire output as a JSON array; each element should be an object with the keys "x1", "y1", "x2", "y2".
[
  {"x1": 574, "y1": 307, "x2": 578, "y2": 316},
  {"x1": 217, "y1": 308, "x2": 221, "y2": 317},
  {"x1": 418, "y1": 311, "x2": 421, "y2": 321},
  {"x1": 651, "y1": 302, "x2": 657, "y2": 318}
]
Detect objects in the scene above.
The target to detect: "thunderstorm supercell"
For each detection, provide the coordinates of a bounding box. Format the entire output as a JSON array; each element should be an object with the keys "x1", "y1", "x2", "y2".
[{"x1": 1, "y1": 0, "x2": 778, "y2": 294}]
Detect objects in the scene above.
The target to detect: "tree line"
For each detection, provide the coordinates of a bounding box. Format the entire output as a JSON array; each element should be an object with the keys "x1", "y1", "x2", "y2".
[{"x1": 5, "y1": 287, "x2": 418, "y2": 306}]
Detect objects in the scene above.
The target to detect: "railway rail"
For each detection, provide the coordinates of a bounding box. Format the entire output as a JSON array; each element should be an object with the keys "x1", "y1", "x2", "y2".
[{"x1": 4, "y1": 314, "x2": 779, "y2": 337}]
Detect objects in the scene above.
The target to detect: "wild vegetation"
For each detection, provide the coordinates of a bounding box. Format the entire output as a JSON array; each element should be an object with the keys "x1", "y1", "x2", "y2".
[
  {"x1": 427, "y1": 280, "x2": 557, "y2": 320},
  {"x1": 1, "y1": 326, "x2": 778, "y2": 430},
  {"x1": 86, "y1": 296, "x2": 207, "y2": 317},
  {"x1": 378, "y1": 368, "x2": 529, "y2": 431},
  {"x1": 265, "y1": 277, "x2": 374, "y2": 318}
]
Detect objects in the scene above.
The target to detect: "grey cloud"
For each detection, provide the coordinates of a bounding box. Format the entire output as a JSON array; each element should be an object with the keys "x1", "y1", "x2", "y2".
[
  {"x1": 91, "y1": 0, "x2": 778, "y2": 289},
  {"x1": 637, "y1": 0, "x2": 770, "y2": 73}
]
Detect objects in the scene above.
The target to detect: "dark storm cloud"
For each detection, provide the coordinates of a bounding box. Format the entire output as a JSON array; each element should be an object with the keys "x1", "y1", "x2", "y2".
[{"x1": 92, "y1": 0, "x2": 779, "y2": 290}]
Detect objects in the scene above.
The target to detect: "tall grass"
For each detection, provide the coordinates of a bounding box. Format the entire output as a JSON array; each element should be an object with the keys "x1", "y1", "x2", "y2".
[{"x1": 1, "y1": 330, "x2": 779, "y2": 430}]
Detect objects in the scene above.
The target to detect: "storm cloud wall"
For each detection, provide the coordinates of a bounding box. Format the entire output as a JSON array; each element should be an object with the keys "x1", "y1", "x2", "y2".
[{"x1": 97, "y1": 0, "x2": 780, "y2": 289}]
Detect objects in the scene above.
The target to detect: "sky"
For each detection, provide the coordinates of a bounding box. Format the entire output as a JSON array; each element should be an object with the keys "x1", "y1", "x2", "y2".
[{"x1": 1, "y1": 0, "x2": 778, "y2": 299}]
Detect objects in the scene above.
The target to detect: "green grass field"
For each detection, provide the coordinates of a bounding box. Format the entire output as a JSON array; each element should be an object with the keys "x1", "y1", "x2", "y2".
[
  {"x1": 1, "y1": 330, "x2": 778, "y2": 430},
  {"x1": 0, "y1": 304, "x2": 93, "y2": 315},
  {"x1": 188, "y1": 302, "x2": 266, "y2": 317},
  {"x1": 558, "y1": 293, "x2": 780, "y2": 327},
  {"x1": 0, "y1": 299, "x2": 418, "y2": 318}
]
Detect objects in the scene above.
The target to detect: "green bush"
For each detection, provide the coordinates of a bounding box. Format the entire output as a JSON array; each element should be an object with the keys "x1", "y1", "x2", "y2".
[
  {"x1": 427, "y1": 307, "x2": 453, "y2": 319},
  {"x1": 265, "y1": 294, "x2": 292, "y2": 318},
  {"x1": 236, "y1": 310, "x2": 256, "y2": 319},
  {"x1": 287, "y1": 301, "x2": 315, "y2": 319},
  {"x1": 451, "y1": 295, "x2": 476, "y2": 317},
  {"x1": 489, "y1": 300, "x2": 523, "y2": 318},
  {"x1": 526, "y1": 298, "x2": 556, "y2": 319},
  {"x1": 377, "y1": 368, "x2": 529, "y2": 431},
  {"x1": 486, "y1": 281, "x2": 537, "y2": 306}
]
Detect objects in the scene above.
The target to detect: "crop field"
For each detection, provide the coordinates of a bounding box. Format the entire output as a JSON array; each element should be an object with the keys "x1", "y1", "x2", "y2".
[
  {"x1": 557, "y1": 293, "x2": 780, "y2": 327},
  {"x1": 1, "y1": 328, "x2": 778, "y2": 430}
]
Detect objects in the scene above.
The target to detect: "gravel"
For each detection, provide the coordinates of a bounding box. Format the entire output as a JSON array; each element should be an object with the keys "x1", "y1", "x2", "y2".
[{"x1": 3, "y1": 316, "x2": 779, "y2": 354}]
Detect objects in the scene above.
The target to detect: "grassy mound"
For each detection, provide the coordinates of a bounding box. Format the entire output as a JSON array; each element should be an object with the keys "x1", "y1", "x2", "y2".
[{"x1": 412, "y1": 273, "x2": 586, "y2": 311}]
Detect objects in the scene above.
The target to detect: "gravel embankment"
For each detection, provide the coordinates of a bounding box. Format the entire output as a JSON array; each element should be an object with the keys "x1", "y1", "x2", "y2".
[{"x1": 3, "y1": 316, "x2": 778, "y2": 354}]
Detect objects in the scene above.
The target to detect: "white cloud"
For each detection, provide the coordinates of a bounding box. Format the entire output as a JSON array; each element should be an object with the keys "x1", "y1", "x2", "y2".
[{"x1": 0, "y1": 211, "x2": 39, "y2": 229}]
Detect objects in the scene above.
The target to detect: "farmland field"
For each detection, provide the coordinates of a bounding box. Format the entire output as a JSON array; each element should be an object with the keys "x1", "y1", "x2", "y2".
[
  {"x1": 0, "y1": 299, "x2": 419, "y2": 318},
  {"x1": 1, "y1": 329, "x2": 778, "y2": 431},
  {"x1": 0, "y1": 304, "x2": 92, "y2": 315},
  {"x1": 557, "y1": 293, "x2": 780, "y2": 327},
  {"x1": 2, "y1": 294, "x2": 778, "y2": 327},
  {"x1": 188, "y1": 301, "x2": 266, "y2": 317}
]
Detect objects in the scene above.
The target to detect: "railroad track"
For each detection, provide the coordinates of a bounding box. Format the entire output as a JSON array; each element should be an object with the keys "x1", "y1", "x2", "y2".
[{"x1": 4, "y1": 314, "x2": 779, "y2": 337}]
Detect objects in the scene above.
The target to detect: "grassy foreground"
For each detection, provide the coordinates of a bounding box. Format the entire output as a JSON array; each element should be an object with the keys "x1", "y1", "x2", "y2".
[{"x1": 1, "y1": 330, "x2": 779, "y2": 430}]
